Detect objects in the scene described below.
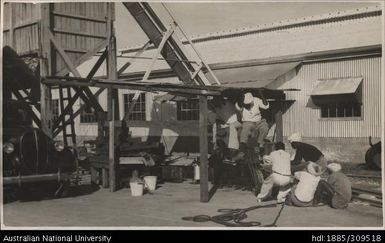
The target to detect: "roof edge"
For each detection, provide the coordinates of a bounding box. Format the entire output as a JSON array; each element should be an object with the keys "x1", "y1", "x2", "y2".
[{"x1": 120, "y1": 5, "x2": 382, "y2": 54}]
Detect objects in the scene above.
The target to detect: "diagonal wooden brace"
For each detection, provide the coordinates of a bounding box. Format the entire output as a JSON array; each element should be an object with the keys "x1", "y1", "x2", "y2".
[
  {"x1": 142, "y1": 23, "x2": 177, "y2": 82},
  {"x1": 48, "y1": 29, "x2": 104, "y2": 113}
]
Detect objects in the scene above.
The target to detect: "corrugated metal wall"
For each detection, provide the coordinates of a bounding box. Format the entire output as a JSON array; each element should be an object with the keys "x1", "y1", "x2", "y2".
[{"x1": 281, "y1": 56, "x2": 382, "y2": 138}]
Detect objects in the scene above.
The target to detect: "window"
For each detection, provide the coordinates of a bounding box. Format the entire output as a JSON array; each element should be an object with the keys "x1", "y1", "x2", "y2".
[
  {"x1": 80, "y1": 99, "x2": 98, "y2": 123},
  {"x1": 311, "y1": 77, "x2": 363, "y2": 120},
  {"x1": 320, "y1": 102, "x2": 361, "y2": 118},
  {"x1": 177, "y1": 98, "x2": 199, "y2": 121},
  {"x1": 124, "y1": 93, "x2": 146, "y2": 121},
  {"x1": 52, "y1": 99, "x2": 59, "y2": 121}
]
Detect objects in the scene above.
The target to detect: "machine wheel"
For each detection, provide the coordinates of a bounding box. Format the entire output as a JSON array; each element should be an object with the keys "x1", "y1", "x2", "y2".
[{"x1": 365, "y1": 142, "x2": 381, "y2": 170}]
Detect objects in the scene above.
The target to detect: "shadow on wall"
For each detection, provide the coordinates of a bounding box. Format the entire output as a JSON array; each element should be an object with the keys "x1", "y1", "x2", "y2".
[
  {"x1": 145, "y1": 99, "x2": 213, "y2": 154},
  {"x1": 282, "y1": 136, "x2": 379, "y2": 164}
]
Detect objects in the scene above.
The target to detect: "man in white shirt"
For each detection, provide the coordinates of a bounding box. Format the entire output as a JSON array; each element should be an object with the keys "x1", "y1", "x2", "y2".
[
  {"x1": 234, "y1": 91, "x2": 270, "y2": 159},
  {"x1": 287, "y1": 162, "x2": 322, "y2": 207},
  {"x1": 256, "y1": 142, "x2": 292, "y2": 203}
]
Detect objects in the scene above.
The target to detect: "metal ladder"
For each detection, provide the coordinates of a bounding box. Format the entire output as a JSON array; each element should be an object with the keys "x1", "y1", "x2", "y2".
[{"x1": 58, "y1": 86, "x2": 76, "y2": 146}]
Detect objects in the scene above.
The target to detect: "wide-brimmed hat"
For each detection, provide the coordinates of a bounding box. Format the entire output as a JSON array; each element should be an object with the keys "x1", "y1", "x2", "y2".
[
  {"x1": 327, "y1": 163, "x2": 342, "y2": 172},
  {"x1": 288, "y1": 133, "x2": 302, "y2": 143},
  {"x1": 243, "y1": 92, "x2": 254, "y2": 105},
  {"x1": 307, "y1": 162, "x2": 324, "y2": 176}
]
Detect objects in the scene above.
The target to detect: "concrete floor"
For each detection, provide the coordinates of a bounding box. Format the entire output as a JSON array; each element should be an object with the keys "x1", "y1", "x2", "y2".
[{"x1": 2, "y1": 182, "x2": 383, "y2": 228}]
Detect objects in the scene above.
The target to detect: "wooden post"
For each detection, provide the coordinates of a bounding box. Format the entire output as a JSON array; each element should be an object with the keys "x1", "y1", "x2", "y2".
[
  {"x1": 102, "y1": 168, "x2": 109, "y2": 188},
  {"x1": 39, "y1": 3, "x2": 53, "y2": 138},
  {"x1": 9, "y1": 3, "x2": 14, "y2": 48},
  {"x1": 199, "y1": 96, "x2": 209, "y2": 202},
  {"x1": 109, "y1": 100, "x2": 116, "y2": 192},
  {"x1": 106, "y1": 2, "x2": 118, "y2": 192},
  {"x1": 275, "y1": 102, "x2": 283, "y2": 142}
]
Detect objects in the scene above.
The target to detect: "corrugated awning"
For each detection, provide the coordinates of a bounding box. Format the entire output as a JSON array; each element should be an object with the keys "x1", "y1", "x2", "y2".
[
  {"x1": 311, "y1": 77, "x2": 363, "y2": 96},
  {"x1": 206, "y1": 62, "x2": 300, "y2": 88}
]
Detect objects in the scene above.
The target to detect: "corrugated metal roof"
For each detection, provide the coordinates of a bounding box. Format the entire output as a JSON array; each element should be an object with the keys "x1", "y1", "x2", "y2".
[
  {"x1": 119, "y1": 5, "x2": 382, "y2": 54},
  {"x1": 207, "y1": 62, "x2": 300, "y2": 88},
  {"x1": 311, "y1": 77, "x2": 363, "y2": 96}
]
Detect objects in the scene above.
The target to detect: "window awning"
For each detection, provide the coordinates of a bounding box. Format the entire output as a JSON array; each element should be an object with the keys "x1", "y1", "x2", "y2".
[
  {"x1": 311, "y1": 77, "x2": 363, "y2": 96},
  {"x1": 310, "y1": 77, "x2": 363, "y2": 105},
  {"x1": 206, "y1": 62, "x2": 300, "y2": 88}
]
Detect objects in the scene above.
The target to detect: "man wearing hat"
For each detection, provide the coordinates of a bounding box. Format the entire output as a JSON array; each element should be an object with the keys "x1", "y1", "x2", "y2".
[
  {"x1": 313, "y1": 163, "x2": 352, "y2": 209},
  {"x1": 234, "y1": 91, "x2": 270, "y2": 160},
  {"x1": 288, "y1": 133, "x2": 327, "y2": 174}
]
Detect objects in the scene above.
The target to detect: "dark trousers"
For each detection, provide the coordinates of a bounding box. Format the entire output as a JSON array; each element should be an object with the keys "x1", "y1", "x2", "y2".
[{"x1": 313, "y1": 180, "x2": 336, "y2": 206}]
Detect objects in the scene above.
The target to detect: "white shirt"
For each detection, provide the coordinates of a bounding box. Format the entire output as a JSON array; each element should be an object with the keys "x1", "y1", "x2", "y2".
[
  {"x1": 294, "y1": 171, "x2": 321, "y2": 202},
  {"x1": 263, "y1": 150, "x2": 291, "y2": 186},
  {"x1": 236, "y1": 97, "x2": 269, "y2": 122}
]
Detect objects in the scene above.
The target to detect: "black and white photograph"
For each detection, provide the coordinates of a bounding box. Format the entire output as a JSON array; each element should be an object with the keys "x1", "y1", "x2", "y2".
[{"x1": 1, "y1": 0, "x2": 384, "y2": 231}]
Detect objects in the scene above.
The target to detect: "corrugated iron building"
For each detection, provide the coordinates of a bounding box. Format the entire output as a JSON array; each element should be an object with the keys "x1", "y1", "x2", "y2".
[{"x1": 51, "y1": 5, "x2": 382, "y2": 163}]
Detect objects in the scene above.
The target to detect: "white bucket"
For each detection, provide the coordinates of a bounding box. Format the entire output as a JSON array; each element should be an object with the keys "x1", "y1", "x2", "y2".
[
  {"x1": 144, "y1": 176, "x2": 157, "y2": 191},
  {"x1": 194, "y1": 165, "x2": 200, "y2": 180},
  {"x1": 129, "y1": 182, "x2": 144, "y2": 196}
]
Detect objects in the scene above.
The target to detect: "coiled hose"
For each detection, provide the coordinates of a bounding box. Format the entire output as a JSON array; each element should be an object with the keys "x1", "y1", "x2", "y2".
[{"x1": 182, "y1": 202, "x2": 286, "y2": 227}]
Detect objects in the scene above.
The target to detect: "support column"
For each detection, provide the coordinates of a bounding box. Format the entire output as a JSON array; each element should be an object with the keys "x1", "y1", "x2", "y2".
[
  {"x1": 199, "y1": 96, "x2": 209, "y2": 202},
  {"x1": 106, "y1": 2, "x2": 118, "y2": 192},
  {"x1": 39, "y1": 3, "x2": 53, "y2": 138}
]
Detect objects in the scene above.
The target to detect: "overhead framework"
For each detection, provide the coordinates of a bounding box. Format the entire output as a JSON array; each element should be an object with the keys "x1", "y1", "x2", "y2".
[{"x1": 4, "y1": 2, "x2": 288, "y2": 202}]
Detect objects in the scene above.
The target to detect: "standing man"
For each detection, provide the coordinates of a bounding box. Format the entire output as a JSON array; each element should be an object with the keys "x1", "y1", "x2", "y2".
[
  {"x1": 234, "y1": 91, "x2": 270, "y2": 160},
  {"x1": 209, "y1": 96, "x2": 242, "y2": 157}
]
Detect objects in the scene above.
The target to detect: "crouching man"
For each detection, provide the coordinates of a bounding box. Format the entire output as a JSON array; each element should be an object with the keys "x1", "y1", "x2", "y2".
[
  {"x1": 256, "y1": 142, "x2": 292, "y2": 203},
  {"x1": 288, "y1": 133, "x2": 327, "y2": 175},
  {"x1": 313, "y1": 163, "x2": 352, "y2": 209},
  {"x1": 286, "y1": 162, "x2": 323, "y2": 207}
]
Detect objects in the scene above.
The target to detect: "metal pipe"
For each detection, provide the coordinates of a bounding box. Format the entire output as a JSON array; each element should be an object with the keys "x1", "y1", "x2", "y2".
[{"x1": 3, "y1": 172, "x2": 70, "y2": 186}]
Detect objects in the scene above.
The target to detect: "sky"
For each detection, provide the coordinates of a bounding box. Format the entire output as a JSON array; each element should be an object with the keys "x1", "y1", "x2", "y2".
[{"x1": 114, "y1": 1, "x2": 379, "y2": 50}]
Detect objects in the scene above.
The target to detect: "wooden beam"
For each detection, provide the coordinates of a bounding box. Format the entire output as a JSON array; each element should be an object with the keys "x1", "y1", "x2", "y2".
[
  {"x1": 107, "y1": 2, "x2": 118, "y2": 192},
  {"x1": 48, "y1": 29, "x2": 82, "y2": 77},
  {"x1": 3, "y1": 20, "x2": 39, "y2": 32},
  {"x1": 117, "y1": 40, "x2": 152, "y2": 75},
  {"x1": 8, "y1": 3, "x2": 14, "y2": 48},
  {"x1": 56, "y1": 39, "x2": 108, "y2": 77},
  {"x1": 52, "y1": 88, "x2": 105, "y2": 137},
  {"x1": 142, "y1": 23, "x2": 176, "y2": 82},
  {"x1": 199, "y1": 96, "x2": 209, "y2": 202},
  {"x1": 48, "y1": 29, "x2": 104, "y2": 113},
  {"x1": 12, "y1": 90, "x2": 41, "y2": 128},
  {"x1": 52, "y1": 11, "x2": 108, "y2": 23},
  {"x1": 39, "y1": 3, "x2": 53, "y2": 138},
  {"x1": 109, "y1": 100, "x2": 116, "y2": 192},
  {"x1": 42, "y1": 78, "x2": 221, "y2": 96},
  {"x1": 102, "y1": 168, "x2": 109, "y2": 188},
  {"x1": 53, "y1": 28, "x2": 107, "y2": 39}
]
